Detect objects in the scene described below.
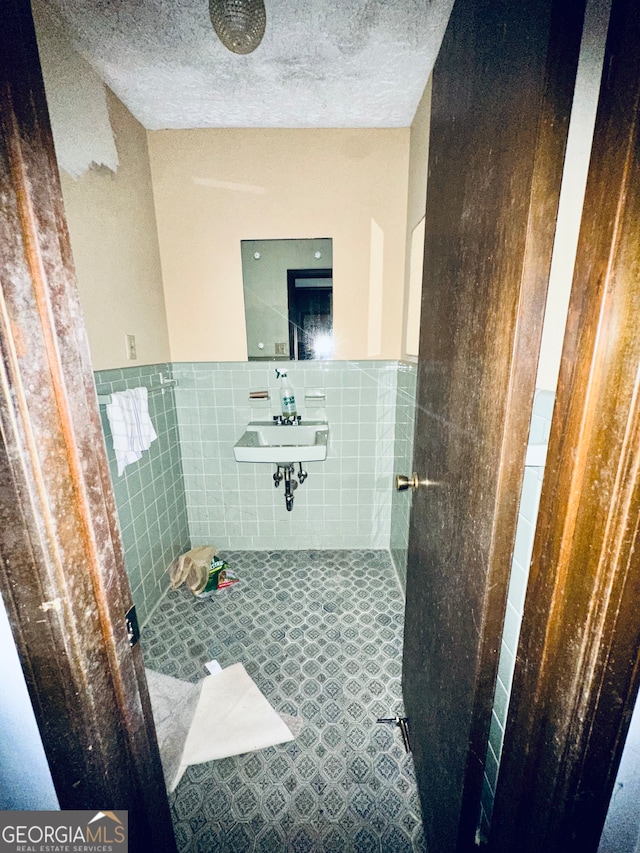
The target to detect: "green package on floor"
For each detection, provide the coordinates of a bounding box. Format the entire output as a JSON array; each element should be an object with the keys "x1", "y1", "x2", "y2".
[{"x1": 197, "y1": 559, "x2": 239, "y2": 597}]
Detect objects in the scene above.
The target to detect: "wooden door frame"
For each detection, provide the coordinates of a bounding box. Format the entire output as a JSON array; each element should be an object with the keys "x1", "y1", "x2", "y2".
[
  {"x1": 0, "y1": 2, "x2": 175, "y2": 849},
  {"x1": 491, "y1": 0, "x2": 640, "y2": 849}
]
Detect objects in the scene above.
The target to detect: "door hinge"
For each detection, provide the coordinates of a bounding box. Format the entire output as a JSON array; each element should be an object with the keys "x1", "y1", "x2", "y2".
[{"x1": 125, "y1": 605, "x2": 140, "y2": 648}]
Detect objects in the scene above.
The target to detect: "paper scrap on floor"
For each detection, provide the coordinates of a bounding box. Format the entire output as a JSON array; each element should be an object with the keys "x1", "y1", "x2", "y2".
[
  {"x1": 146, "y1": 663, "x2": 297, "y2": 793},
  {"x1": 145, "y1": 668, "x2": 202, "y2": 792},
  {"x1": 205, "y1": 658, "x2": 222, "y2": 675}
]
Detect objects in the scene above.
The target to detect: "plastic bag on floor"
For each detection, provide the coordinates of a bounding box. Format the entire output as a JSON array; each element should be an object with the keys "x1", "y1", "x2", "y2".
[{"x1": 169, "y1": 546, "x2": 239, "y2": 597}]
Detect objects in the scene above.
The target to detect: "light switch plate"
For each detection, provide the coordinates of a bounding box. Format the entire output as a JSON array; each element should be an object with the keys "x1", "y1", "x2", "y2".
[{"x1": 275, "y1": 342, "x2": 287, "y2": 356}]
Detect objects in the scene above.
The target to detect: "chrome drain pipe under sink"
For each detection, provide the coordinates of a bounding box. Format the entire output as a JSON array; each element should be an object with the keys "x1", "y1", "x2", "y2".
[{"x1": 273, "y1": 462, "x2": 308, "y2": 511}]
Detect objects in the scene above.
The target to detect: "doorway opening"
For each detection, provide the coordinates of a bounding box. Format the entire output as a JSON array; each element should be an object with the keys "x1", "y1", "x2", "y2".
[{"x1": 287, "y1": 268, "x2": 333, "y2": 360}]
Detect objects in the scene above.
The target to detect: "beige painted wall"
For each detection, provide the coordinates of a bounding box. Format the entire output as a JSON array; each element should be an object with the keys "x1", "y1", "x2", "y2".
[
  {"x1": 147, "y1": 128, "x2": 410, "y2": 362},
  {"x1": 406, "y1": 77, "x2": 432, "y2": 250},
  {"x1": 59, "y1": 90, "x2": 170, "y2": 370},
  {"x1": 403, "y1": 76, "x2": 432, "y2": 359}
]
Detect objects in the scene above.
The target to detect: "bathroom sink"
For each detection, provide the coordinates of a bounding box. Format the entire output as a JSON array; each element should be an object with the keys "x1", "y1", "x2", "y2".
[{"x1": 233, "y1": 421, "x2": 329, "y2": 464}]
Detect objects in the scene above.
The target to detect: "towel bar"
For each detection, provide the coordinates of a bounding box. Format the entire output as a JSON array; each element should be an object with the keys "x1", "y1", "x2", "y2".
[{"x1": 96, "y1": 374, "x2": 178, "y2": 406}]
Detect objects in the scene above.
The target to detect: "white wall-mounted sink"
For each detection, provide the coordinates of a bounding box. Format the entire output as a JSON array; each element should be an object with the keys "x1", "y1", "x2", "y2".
[{"x1": 233, "y1": 421, "x2": 329, "y2": 464}]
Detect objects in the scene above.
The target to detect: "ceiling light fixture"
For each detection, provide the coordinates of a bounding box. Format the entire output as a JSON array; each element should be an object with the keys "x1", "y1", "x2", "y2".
[{"x1": 209, "y1": 0, "x2": 266, "y2": 55}]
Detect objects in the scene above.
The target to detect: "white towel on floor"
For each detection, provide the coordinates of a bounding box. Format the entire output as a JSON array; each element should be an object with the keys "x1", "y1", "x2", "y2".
[{"x1": 106, "y1": 387, "x2": 157, "y2": 476}]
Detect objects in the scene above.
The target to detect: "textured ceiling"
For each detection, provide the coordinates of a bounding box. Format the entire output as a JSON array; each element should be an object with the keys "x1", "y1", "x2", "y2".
[{"x1": 47, "y1": 0, "x2": 454, "y2": 130}]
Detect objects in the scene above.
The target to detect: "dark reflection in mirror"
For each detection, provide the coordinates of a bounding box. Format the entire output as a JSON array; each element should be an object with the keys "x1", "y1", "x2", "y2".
[{"x1": 287, "y1": 269, "x2": 333, "y2": 360}]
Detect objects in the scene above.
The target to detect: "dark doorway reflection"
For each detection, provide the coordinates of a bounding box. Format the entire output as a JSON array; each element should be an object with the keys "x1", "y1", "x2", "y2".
[{"x1": 287, "y1": 268, "x2": 333, "y2": 360}]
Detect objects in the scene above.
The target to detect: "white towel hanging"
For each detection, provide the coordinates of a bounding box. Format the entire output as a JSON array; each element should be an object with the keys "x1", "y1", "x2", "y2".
[{"x1": 106, "y1": 387, "x2": 157, "y2": 476}]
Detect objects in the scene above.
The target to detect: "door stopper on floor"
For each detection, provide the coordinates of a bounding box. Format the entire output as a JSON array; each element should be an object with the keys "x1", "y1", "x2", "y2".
[{"x1": 377, "y1": 716, "x2": 411, "y2": 752}]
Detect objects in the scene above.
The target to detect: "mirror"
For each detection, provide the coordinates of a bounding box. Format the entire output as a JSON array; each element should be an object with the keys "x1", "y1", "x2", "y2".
[{"x1": 241, "y1": 238, "x2": 333, "y2": 360}]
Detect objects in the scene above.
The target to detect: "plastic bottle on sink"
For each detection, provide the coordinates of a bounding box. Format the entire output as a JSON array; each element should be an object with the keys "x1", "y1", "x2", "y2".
[{"x1": 276, "y1": 368, "x2": 296, "y2": 418}]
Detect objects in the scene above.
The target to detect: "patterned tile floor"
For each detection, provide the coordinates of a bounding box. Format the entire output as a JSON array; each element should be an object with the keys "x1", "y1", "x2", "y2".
[{"x1": 142, "y1": 550, "x2": 426, "y2": 853}]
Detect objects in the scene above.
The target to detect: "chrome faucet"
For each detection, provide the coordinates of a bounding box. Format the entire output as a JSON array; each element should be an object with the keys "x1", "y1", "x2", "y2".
[{"x1": 272, "y1": 414, "x2": 302, "y2": 426}]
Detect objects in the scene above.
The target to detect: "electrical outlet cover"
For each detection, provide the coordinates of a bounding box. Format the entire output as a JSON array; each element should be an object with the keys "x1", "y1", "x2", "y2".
[{"x1": 126, "y1": 334, "x2": 137, "y2": 360}]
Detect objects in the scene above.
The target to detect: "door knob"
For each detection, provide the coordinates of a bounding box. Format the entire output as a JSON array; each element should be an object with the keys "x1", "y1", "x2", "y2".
[{"x1": 396, "y1": 473, "x2": 420, "y2": 492}]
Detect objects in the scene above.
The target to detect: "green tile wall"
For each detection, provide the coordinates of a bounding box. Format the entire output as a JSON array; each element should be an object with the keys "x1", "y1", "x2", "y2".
[
  {"x1": 390, "y1": 361, "x2": 418, "y2": 588},
  {"x1": 172, "y1": 361, "x2": 399, "y2": 551},
  {"x1": 94, "y1": 363, "x2": 190, "y2": 626},
  {"x1": 95, "y1": 359, "x2": 416, "y2": 613}
]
